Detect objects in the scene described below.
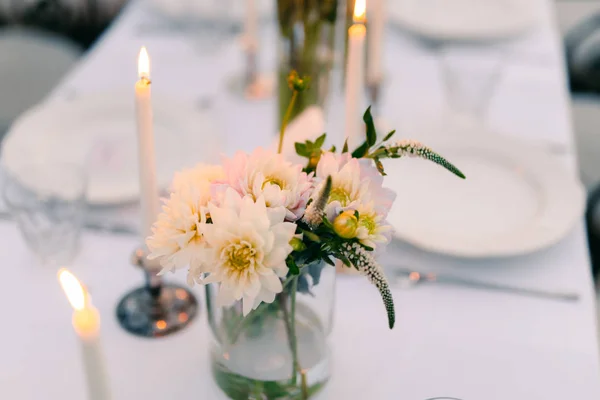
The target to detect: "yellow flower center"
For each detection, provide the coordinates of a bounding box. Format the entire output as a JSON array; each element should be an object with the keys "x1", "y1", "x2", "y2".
[
  {"x1": 329, "y1": 187, "x2": 351, "y2": 206},
  {"x1": 224, "y1": 240, "x2": 257, "y2": 271},
  {"x1": 262, "y1": 176, "x2": 285, "y2": 189},
  {"x1": 359, "y1": 214, "x2": 377, "y2": 234}
]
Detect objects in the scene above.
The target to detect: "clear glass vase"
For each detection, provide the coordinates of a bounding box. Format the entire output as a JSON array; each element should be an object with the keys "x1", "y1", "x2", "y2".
[
  {"x1": 276, "y1": 0, "x2": 347, "y2": 127},
  {"x1": 208, "y1": 261, "x2": 335, "y2": 399}
]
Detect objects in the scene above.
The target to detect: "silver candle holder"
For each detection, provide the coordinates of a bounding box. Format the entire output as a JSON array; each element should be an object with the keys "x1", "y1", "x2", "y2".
[{"x1": 116, "y1": 248, "x2": 198, "y2": 338}]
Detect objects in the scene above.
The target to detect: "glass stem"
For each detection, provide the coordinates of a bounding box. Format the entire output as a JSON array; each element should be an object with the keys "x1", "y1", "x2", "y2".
[
  {"x1": 278, "y1": 90, "x2": 299, "y2": 154},
  {"x1": 145, "y1": 270, "x2": 162, "y2": 298}
]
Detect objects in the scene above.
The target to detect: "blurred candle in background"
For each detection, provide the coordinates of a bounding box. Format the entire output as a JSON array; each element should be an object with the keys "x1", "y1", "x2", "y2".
[
  {"x1": 58, "y1": 269, "x2": 111, "y2": 400},
  {"x1": 345, "y1": 0, "x2": 367, "y2": 149},
  {"x1": 135, "y1": 47, "x2": 159, "y2": 240},
  {"x1": 244, "y1": 0, "x2": 258, "y2": 52},
  {"x1": 367, "y1": 0, "x2": 385, "y2": 85},
  {"x1": 243, "y1": 0, "x2": 259, "y2": 89}
]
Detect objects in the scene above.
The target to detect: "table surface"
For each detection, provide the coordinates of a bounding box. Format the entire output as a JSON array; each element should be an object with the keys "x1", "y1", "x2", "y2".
[{"x1": 2, "y1": 0, "x2": 600, "y2": 399}]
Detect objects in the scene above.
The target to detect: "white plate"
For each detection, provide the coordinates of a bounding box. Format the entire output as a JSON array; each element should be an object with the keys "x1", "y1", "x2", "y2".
[
  {"x1": 388, "y1": 0, "x2": 539, "y2": 41},
  {"x1": 383, "y1": 132, "x2": 585, "y2": 258},
  {"x1": 1, "y1": 93, "x2": 222, "y2": 205}
]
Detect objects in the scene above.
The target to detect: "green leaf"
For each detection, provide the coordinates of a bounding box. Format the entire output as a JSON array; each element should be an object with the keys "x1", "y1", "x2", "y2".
[
  {"x1": 322, "y1": 217, "x2": 334, "y2": 230},
  {"x1": 374, "y1": 157, "x2": 386, "y2": 176},
  {"x1": 363, "y1": 106, "x2": 377, "y2": 147},
  {"x1": 315, "y1": 133, "x2": 326, "y2": 148},
  {"x1": 383, "y1": 130, "x2": 396, "y2": 142},
  {"x1": 303, "y1": 231, "x2": 321, "y2": 242},
  {"x1": 339, "y1": 255, "x2": 351, "y2": 267},
  {"x1": 295, "y1": 142, "x2": 309, "y2": 157},
  {"x1": 286, "y1": 257, "x2": 300, "y2": 275},
  {"x1": 342, "y1": 139, "x2": 349, "y2": 153},
  {"x1": 351, "y1": 141, "x2": 369, "y2": 158},
  {"x1": 329, "y1": 145, "x2": 336, "y2": 153},
  {"x1": 323, "y1": 257, "x2": 335, "y2": 266}
]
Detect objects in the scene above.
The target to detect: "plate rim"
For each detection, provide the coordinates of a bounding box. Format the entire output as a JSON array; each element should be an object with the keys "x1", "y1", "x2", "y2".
[
  {"x1": 1, "y1": 91, "x2": 222, "y2": 205},
  {"x1": 385, "y1": 131, "x2": 586, "y2": 258},
  {"x1": 388, "y1": 0, "x2": 539, "y2": 42}
]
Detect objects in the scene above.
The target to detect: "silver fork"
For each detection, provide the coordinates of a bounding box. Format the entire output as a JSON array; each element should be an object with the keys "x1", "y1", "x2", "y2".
[{"x1": 393, "y1": 268, "x2": 580, "y2": 302}]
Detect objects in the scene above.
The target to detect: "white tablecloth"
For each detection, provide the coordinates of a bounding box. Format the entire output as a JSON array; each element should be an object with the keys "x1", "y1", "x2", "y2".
[{"x1": 1, "y1": 0, "x2": 599, "y2": 399}]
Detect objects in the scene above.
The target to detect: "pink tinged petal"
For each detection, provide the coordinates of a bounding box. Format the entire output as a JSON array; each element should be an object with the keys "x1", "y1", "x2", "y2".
[
  {"x1": 262, "y1": 185, "x2": 284, "y2": 208},
  {"x1": 325, "y1": 202, "x2": 341, "y2": 221},
  {"x1": 223, "y1": 187, "x2": 244, "y2": 211},
  {"x1": 266, "y1": 206, "x2": 287, "y2": 226},
  {"x1": 252, "y1": 172, "x2": 266, "y2": 195}
]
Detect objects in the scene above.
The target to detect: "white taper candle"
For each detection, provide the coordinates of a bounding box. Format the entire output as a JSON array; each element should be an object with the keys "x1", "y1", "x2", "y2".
[
  {"x1": 59, "y1": 269, "x2": 111, "y2": 400},
  {"x1": 244, "y1": 0, "x2": 258, "y2": 52},
  {"x1": 344, "y1": 0, "x2": 367, "y2": 149},
  {"x1": 135, "y1": 47, "x2": 160, "y2": 240},
  {"x1": 367, "y1": 0, "x2": 385, "y2": 85}
]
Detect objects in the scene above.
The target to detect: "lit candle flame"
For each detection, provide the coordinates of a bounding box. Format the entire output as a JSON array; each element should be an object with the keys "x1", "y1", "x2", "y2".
[
  {"x1": 353, "y1": 0, "x2": 366, "y2": 23},
  {"x1": 58, "y1": 268, "x2": 86, "y2": 311},
  {"x1": 138, "y1": 46, "x2": 150, "y2": 80}
]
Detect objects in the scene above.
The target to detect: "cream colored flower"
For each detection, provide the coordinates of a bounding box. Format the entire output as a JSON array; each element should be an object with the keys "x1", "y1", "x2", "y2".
[
  {"x1": 355, "y1": 203, "x2": 393, "y2": 249},
  {"x1": 146, "y1": 164, "x2": 224, "y2": 282},
  {"x1": 314, "y1": 152, "x2": 369, "y2": 220},
  {"x1": 172, "y1": 163, "x2": 225, "y2": 192},
  {"x1": 203, "y1": 188, "x2": 296, "y2": 315}
]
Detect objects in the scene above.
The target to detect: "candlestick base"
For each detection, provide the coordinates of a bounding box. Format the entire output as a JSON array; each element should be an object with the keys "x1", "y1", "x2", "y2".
[{"x1": 116, "y1": 284, "x2": 198, "y2": 338}]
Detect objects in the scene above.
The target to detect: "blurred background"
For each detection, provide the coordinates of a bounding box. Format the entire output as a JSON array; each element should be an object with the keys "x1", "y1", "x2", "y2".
[
  {"x1": 3, "y1": 3, "x2": 599, "y2": 268},
  {"x1": 0, "y1": 1, "x2": 598, "y2": 397},
  {"x1": 0, "y1": 0, "x2": 596, "y2": 307}
]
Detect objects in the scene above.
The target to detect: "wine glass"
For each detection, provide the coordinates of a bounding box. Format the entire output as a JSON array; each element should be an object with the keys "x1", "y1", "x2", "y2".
[
  {"x1": 3, "y1": 162, "x2": 87, "y2": 267},
  {"x1": 439, "y1": 43, "x2": 505, "y2": 133}
]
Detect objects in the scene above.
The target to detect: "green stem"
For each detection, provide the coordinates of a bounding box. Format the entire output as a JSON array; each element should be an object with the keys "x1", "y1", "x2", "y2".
[
  {"x1": 289, "y1": 278, "x2": 300, "y2": 383},
  {"x1": 288, "y1": 277, "x2": 309, "y2": 399},
  {"x1": 279, "y1": 289, "x2": 296, "y2": 384},
  {"x1": 278, "y1": 90, "x2": 299, "y2": 154},
  {"x1": 227, "y1": 301, "x2": 272, "y2": 344},
  {"x1": 228, "y1": 277, "x2": 296, "y2": 344}
]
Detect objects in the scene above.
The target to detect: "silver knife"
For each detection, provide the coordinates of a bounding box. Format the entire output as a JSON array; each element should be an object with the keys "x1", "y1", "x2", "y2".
[{"x1": 393, "y1": 268, "x2": 580, "y2": 302}]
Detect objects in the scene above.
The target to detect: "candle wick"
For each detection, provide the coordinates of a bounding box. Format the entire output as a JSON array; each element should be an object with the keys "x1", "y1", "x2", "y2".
[{"x1": 140, "y1": 77, "x2": 152, "y2": 85}]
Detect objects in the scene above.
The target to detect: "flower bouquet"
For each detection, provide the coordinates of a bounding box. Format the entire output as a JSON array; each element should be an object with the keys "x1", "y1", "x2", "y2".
[{"x1": 146, "y1": 74, "x2": 464, "y2": 399}]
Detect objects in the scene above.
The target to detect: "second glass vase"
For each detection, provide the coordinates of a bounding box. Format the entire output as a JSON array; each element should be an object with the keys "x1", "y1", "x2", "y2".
[{"x1": 276, "y1": 0, "x2": 346, "y2": 127}]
